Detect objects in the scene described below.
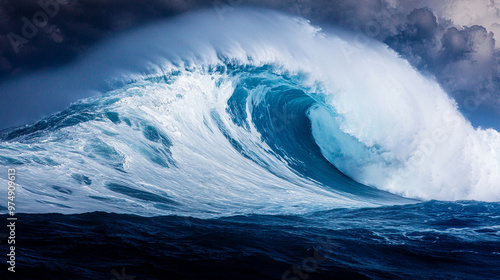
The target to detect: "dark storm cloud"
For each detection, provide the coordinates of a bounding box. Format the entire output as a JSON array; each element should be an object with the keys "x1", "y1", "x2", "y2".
[
  {"x1": 0, "y1": 0, "x2": 498, "y2": 127},
  {"x1": 0, "y1": 0, "x2": 214, "y2": 78}
]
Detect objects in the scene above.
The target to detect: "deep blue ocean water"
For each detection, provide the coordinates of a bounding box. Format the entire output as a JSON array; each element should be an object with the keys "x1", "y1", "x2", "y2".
[{"x1": 1, "y1": 200, "x2": 500, "y2": 280}]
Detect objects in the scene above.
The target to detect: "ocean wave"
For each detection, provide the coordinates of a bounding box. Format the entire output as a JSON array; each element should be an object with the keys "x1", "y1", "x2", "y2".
[{"x1": 0, "y1": 9, "x2": 498, "y2": 216}]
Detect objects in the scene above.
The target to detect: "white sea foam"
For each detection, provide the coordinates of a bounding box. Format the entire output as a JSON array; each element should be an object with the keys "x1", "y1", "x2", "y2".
[{"x1": 0, "y1": 9, "x2": 498, "y2": 217}]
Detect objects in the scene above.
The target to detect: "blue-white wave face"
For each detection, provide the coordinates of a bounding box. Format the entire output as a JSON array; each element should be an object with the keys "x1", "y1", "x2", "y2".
[{"x1": 0, "y1": 9, "x2": 499, "y2": 217}]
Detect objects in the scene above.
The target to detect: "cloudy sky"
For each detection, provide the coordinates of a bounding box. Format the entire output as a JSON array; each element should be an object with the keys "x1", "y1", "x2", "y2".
[{"x1": 0, "y1": 0, "x2": 498, "y2": 129}]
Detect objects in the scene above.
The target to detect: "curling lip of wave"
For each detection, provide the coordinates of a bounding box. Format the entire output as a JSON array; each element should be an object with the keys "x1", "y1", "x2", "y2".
[{"x1": 0, "y1": 8, "x2": 499, "y2": 217}]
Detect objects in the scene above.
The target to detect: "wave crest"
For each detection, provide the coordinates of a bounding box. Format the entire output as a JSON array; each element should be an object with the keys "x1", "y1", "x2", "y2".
[{"x1": 0, "y1": 9, "x2": 499, "y2": 216}]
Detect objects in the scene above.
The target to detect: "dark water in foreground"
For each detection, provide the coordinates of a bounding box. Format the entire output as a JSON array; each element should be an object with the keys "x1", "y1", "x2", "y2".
[{"x1": 1, "y1": 200, "x2": 499, "y2": 280}]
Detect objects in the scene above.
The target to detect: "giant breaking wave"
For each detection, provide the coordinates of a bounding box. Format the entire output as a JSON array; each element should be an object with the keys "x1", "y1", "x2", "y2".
[{"x1": 0, "y1": 9, "x2": 499, "y2": 216}]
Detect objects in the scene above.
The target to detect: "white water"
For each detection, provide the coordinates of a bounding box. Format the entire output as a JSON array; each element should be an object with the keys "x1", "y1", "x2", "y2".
[{"x1": 0, "y1": 9, "x2": 498, "y2": 217}]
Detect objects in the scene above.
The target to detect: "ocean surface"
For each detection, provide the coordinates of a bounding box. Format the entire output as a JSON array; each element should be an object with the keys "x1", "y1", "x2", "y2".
[
  {"x1": 1, "y1": 201, "x2": 500, "y2": 280},
  {"x1": 1, "y1": 9, "x2": 499, "y2": 280}
]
